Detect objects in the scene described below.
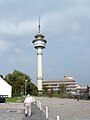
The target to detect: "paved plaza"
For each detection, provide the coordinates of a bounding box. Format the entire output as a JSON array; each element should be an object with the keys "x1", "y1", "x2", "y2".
[
  {"x1": 0, "y1": 98, "x2": 90, "y2": 120},
  {"x1": 35, "y1": 97, "x2": 90, "y2": 120},
  {"x1": 0, "y1": 102, "x2": 46, "y2": 120}
]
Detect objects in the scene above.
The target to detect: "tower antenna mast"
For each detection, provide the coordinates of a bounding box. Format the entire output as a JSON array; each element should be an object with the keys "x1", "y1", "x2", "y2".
[{"x1": 39, "y1": 17, "x2": 40, "y2": 33}]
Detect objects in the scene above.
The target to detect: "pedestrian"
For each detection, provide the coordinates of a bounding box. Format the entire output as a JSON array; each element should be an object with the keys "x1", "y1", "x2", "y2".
[{"x1": 24, "y1": 94, "x2": 33, "y2": 117}]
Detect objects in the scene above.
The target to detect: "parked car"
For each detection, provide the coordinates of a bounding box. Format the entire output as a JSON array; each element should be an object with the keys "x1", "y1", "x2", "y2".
[{"x1": 0, "y1": 97, "x2": 6, "y2": 103}]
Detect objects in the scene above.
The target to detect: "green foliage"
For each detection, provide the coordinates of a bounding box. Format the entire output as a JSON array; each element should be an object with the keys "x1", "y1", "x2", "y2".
[
  {"x1": 27, "y1": 82, "x2": 38, "y2": 96},
  {"x1": 48, "y1": 88, "x2": 54, "y2": 98},
  {"x1": 0, "y1": 74, "x2": 3, "y2": 79},
  {"x1": 52, "y1": 93, "x2": 68, "y2": 98},
  {"x1": 6, "y1": 96, "x2": 25, "y2": 102},
  {"x1": 58, "y1": 84, "x2": 66, "y2": 94},
  {"x1": 42, "y1": 84, "x2": 67, "y2": 97},
  {"x1": 5, "y1": 70, "x2": 38, "y2": 97},
  {"x1": 42, "y1": 86, "x2": 49, "y2": 95}
]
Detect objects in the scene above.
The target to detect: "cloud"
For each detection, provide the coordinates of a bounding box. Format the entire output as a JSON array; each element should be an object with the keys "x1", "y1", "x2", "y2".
[
  {"x1": 0, "y1": 0, "x2": 90, "y2": 86},
  {"x1": 42, "y1": 4, "x2": 90, "y2": 41},
  {"x1": 0, "y1": 39, "x2": 12, "y2": 53},
  {"x1": 0, "y1": 20, "x2": 37, "y2": 36}
]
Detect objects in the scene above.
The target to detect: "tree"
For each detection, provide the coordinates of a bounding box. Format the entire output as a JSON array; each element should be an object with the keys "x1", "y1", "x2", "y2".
[
  {"x1": 27, "y1": 82, "x2": 38, "y2": 96},
  {"x1": 5, "y1": 70, "x2": 38, "y2": 96},
  {"x1": 0, "y1": 74, "x2": 4, "y2": 79},
  {"x1": 42, "y1": 86, "x2": 49, "y2": 95},
  {"x1": 58, "y1": 84, "x2": 66, "y2": 94}
]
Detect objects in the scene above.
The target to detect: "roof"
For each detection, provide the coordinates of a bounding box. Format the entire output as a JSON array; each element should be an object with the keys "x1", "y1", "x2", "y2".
[{"x1": 0, "y1": 77, "x2": 12, "y2": 87}]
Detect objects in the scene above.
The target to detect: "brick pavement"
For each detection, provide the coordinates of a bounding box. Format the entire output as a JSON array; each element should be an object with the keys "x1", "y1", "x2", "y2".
[
  {"x1": 23, "y1": 104, "x2": 46, "y2": 120},
  {"x1": 0, "y1": 103, "x2": 46, "y2": 120}
]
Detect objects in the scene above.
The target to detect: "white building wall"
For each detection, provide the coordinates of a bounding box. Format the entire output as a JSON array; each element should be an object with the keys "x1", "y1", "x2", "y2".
[{"x1": 0, "y1": 77, "x2": 12, "y2": 98}]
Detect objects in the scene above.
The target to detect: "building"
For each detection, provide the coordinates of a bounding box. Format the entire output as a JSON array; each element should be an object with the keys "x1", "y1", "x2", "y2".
[
  {"x1": 76, "y1": 85, "x2": 90, "y2": 93},
  {"x1": 42, "y1": 76, "x2": 79, "y2": 92},
  {"x1": 0, "y1": 77, "x2": 12, "y2": 98}
]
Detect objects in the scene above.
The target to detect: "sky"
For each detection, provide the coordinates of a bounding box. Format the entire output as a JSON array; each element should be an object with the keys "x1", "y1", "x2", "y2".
[{"x1": 0, "y1": 0, "x2": 90, "y2": 87}]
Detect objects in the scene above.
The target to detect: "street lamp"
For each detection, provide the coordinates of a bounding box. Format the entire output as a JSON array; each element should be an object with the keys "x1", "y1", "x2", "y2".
[{"x1": 25, "y1": 80, "x2": 28, "y2": 96}]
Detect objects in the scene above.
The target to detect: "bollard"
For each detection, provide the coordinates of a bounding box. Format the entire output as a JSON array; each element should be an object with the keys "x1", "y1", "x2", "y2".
[
  {"x1": 40, "y1": 101, "x2": 42, "y2": 110},
  {"x1": 57, "y1": 116, "x2": 59, "y2": 120},
  {"x1": 46, "y1": 105, "x2": 49, "y2": 119},
  {"x1": 37, "y1": 100, "x2": 38, "y2": 106},
  {"x1": 37, "y1": 100, "x2": 39, "y2": 107},
  {"x1": 39, "y1": 101, "x2": 42, "y2": 110}
]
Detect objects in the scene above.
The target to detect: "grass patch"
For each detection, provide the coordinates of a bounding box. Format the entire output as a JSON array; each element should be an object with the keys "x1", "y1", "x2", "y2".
[{"x1": 6, "y1": 96, "x2": 25, "y2": 103}]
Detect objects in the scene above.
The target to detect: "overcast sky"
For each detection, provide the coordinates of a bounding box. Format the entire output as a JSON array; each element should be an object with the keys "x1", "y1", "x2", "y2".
[{"x1": 0, "y1": 0, "x2": 90, "y2": 86}]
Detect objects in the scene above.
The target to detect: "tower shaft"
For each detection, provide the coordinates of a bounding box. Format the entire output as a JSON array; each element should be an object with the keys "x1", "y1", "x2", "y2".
[{"x1": 37, "y1": 47, "x2": 42, "y2": 91}]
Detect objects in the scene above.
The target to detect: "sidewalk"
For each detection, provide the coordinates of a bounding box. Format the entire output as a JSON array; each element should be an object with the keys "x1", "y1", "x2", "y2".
[
  {"x1": 0, "y1": 103, "x2": 46, "y2": 120},
  {"x1": 23, "y1": 104, "x2": 46, "y2": 120}
]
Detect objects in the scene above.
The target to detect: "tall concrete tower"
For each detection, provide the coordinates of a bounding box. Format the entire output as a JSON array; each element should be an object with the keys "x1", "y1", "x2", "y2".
[{"x1": 32, "y1": 19, "x2": 47, "y2": 93}]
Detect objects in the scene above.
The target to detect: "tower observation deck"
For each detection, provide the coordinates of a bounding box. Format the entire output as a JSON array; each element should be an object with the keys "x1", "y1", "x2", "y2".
[{"x1": 32, "y1": 33, "x2": 47, "y2": 49}]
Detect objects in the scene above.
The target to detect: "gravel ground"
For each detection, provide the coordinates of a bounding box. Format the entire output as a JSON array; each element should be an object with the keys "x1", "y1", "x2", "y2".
[{"x1": 35, "y1": 97, "x2": 90, "y2": 120}]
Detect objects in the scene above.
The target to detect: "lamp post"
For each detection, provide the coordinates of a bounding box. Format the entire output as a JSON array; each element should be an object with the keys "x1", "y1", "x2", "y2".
[{"x1": 25, "y1": 80, "x2": 28, "y2": 96}]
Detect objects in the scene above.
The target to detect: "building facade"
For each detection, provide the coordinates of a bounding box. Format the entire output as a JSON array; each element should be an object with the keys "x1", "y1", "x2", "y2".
[
  {"x1": 42, "y1": 76, "x2": 79, "y2": 92},
  {"x1": 0, "y1": 77, "x2": 12, "y2": 98}
]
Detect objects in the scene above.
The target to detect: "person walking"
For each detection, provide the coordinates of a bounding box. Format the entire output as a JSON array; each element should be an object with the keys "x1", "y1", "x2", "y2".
[{"x1": 24, "y1": 94, "x2": 33, "y2": 117}]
